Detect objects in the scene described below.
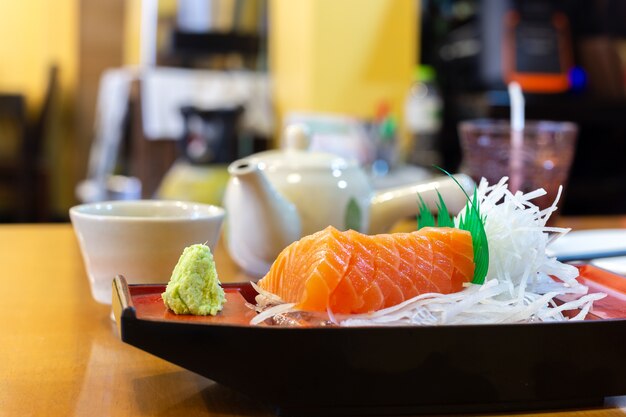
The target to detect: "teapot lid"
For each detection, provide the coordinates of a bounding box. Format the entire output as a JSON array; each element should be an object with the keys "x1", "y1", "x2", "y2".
[{"x1": 242, "y1": 125, "x2": 358, "y2": 170}]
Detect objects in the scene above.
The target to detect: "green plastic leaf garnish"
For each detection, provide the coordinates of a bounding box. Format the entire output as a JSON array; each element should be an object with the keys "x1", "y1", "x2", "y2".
[
  {"x1": 457, "y1": 189, "x2": 489, "y2": 284},
  {"x1": 436, "y1": 190, "x2": 455, "y2": 228},
  {"x1": 417, "y1": 190, "x2": 455, "y2": 228},
  {"x1": 344, "y1": 197, "x2": 362, "y2": 231},
  {"x1": 416, "y1": 194, "x2": 436, "y2": 229},
  {"x1": 416, "y1": 167, "x2": 489, "y2": 285}
]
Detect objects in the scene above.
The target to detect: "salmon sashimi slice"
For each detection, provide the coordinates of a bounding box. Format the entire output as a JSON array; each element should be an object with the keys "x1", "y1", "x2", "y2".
[{"x1": 258, "y1": 226, "x2": 475, "y2": 314}]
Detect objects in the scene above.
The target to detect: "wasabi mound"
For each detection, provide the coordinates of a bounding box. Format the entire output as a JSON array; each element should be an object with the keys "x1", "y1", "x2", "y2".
[{"x1": 162, "y1": 244, "x2": 225, "y2": 315}]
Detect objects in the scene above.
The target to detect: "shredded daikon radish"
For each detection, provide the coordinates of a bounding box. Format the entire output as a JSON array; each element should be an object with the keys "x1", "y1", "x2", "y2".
[
  {"x1": 470, "y1": 178, "x2": 581, "y2": 291},
  {"x1": 249, "y1": 302, "x2": 297, "y2": 326},
  {"x1": 250, "y1": 281, "x2": 284, "y2": 309},
  {"x1": 251, "y1": 178, "x2": 606, "y2": 326},
  {"x1": 247, "y1": 281, "x2": 295, "y2": 325}
]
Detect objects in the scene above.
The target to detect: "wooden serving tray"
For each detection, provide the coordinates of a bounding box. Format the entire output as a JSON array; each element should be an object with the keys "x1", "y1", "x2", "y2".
[{"x1": 113, "y1": 265, "x2": 626, "y2": 416}]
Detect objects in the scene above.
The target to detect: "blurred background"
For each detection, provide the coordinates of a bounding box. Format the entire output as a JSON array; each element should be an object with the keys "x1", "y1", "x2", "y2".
[{"x1": 1, "y1": 0, "x2": 625, "y2": 223}]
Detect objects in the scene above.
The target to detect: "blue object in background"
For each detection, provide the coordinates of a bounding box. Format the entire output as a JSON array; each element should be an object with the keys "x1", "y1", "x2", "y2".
[{"x1": 568, "y1": 66, "x2": 587, "y2": 93}]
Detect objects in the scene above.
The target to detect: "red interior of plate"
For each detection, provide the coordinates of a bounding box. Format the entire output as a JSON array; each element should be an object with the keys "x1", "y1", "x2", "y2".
[
  {"x1": 127, "y1": 265, "x2": 626, "y2": 325},
  {"x1": 568, "y1": 265, "x2": 626, "y2": 320},
  {"x1": 130, "y1": 284, "x2": 258, "y2": 325}
]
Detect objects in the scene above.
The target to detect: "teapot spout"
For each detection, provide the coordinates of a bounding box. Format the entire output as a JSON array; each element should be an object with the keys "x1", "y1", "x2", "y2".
[
  {"x1": 224, "y1": 160, "x2": 301, "y2": 277},
  {"x1": 368, "y1": 174, "x2": 475, "y2": 234}
]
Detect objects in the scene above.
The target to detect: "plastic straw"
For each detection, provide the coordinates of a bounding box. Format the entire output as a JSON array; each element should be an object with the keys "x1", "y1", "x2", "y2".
[{"x1": 508, "y1": 82, "x2": 525, "y2": 193}]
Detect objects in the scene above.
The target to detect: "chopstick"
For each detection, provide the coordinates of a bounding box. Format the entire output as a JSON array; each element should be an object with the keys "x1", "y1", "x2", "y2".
[{"x1": 556, "y1": 250, "x2": 626, "y2": 263}]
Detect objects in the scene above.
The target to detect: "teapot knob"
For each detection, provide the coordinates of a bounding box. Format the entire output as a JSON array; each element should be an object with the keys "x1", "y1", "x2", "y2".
[{"x1": 284, "y1": 124, "x2": 311, "y2": 151}]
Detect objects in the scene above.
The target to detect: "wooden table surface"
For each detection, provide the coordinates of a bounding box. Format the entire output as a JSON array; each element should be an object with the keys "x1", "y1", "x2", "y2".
[{"x1": 2, "y1": 218, "x2": 626, "y2": 417}]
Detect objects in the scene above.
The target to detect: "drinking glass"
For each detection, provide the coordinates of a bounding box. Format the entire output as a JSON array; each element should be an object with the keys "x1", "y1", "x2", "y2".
[{"x1": 458, "y1": 119, "x2": 578, "y2": 215}]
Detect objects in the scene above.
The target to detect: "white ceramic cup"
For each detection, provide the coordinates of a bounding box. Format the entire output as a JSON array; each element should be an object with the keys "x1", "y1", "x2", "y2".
[{"x1": 70, "y1": 200, "x2": 225, "y2": 304}]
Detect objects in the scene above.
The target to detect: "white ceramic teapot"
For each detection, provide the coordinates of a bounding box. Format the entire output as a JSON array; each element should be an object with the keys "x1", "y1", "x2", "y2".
[{"x1": 224, "y1": 125, "x2": 474, "y2": 277}]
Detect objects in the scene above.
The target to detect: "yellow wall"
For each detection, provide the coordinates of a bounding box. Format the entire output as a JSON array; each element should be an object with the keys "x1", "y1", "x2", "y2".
[
  {"x1": 0, "y1": 0, "x2": 77, "y2": 111},
  {"x1": 269, "y1": 0, "x2": 418, "y2": 150},
  {"x1": 124, "y1": 0, "x2": 143, "y2": 66}
]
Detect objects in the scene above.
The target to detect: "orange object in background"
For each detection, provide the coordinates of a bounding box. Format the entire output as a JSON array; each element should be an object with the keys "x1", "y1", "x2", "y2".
[{"x1": 502, "y1": 10, "x2": 573, "y2": 93}]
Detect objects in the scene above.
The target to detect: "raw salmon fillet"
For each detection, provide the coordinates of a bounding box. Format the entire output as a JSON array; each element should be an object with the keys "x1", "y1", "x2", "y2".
[{"x1": 258, "y1": 226, "x2": 475, "y2": 314}]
